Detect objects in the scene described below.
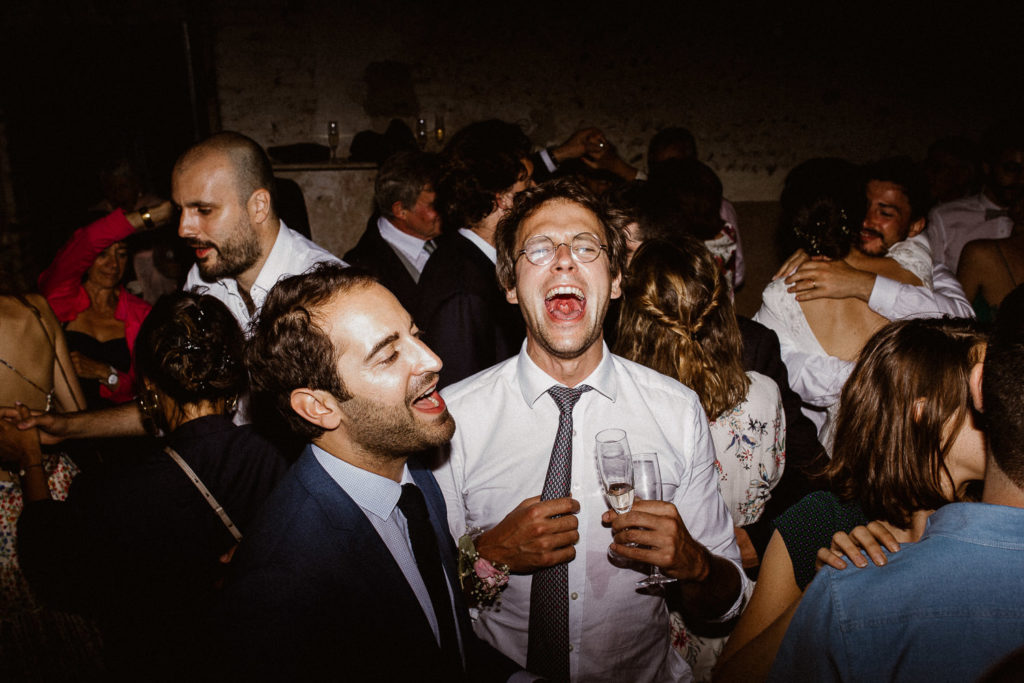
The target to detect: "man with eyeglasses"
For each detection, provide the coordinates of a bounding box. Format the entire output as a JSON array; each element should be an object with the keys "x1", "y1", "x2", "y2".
[{"x1": 434, "y1": 180, "x2": 746, "y2": 681}]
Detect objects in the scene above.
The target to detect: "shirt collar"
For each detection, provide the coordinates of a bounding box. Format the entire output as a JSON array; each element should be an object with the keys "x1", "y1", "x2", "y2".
[
  {"x1": 251, "y1": 220, "x2": 300, "y2": 298},
  {"x1": 458, "y1": 227, "x2": 497, "y2": 264},
  {"x1": 310, "y1": 443, "x2": 414, "y2": 521},
  {"x1": 378, "y1": 215, "x2": 429, "y2": 262},
  {"x1": 515, "y1": 340, "x2": 618, "y2": 407}
]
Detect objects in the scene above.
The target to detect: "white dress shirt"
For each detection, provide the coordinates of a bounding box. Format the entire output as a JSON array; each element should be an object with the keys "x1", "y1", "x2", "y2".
[
  {"x1": 378, "y1": 216, "x2": 433, "y2": 275},
  {"x1": 183, "y1": 221, "x2": 342, "y2": 332},
  {"x1": 436, "y1": 343, "x2": 746, "y2": 683},
  {"x1": 926, "y1": 192, "x2": 1013, "y2": 272}
]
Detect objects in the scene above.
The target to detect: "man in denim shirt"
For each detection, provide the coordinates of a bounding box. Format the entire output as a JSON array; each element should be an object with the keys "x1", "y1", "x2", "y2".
[{"x1": 770, "y1": 285, "x2": 1024, "y2": 682}]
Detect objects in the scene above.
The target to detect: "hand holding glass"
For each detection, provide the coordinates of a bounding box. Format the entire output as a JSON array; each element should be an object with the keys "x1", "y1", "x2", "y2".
[{"x1": 633, "y1": 452, "x2": 677, "y2": 587}]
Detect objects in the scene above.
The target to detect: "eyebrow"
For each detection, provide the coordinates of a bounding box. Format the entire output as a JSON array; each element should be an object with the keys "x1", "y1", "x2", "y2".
[
  {"x1": 365, "y1": 332, "x2": 400, "y2": 362},
  {"x1": 876, "y1": 201, "x2": 903, "y2": 214}
]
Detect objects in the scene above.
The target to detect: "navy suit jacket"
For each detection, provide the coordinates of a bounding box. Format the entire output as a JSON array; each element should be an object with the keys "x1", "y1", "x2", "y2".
[{"x1": 216, "y1": 447, "x2": 515, "y2": 682}]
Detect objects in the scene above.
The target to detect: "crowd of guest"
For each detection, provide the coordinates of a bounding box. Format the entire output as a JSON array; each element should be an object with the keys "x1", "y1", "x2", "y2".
[{"x1": 0, "y1": 116, "x2": 1021, "y2": 682}]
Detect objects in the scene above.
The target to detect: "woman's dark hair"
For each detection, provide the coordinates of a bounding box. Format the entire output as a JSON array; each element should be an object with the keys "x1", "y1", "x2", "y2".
[
  {"x1": 435, "y1": 119, "x2": 531, "y2": 229},
  {"x1": 826, "y1": 317, "x2": 986, "y2": 528},
  {"x1": 134, "y1": 292, "x2": 247, "y2": 410},
  {"x1": 615, "y1": 237, "x2": 749, "y2": 419},
  {"x1": 777, "y1": 158, "x2": 862, "y2": 260},
  {"x1": 639, "y1": 158, "x2": 724, "y2": 242}
]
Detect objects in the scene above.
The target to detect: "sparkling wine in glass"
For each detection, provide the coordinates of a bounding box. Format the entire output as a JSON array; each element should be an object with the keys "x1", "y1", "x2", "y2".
[
  {"x1": 327, "y1": 121, "x2": 339, "y2": 162},
  {"x1": 434, "y1": 114, "x2": 446, "y2": 144},
  {"x1": 633, "y1": 452, "x2": 677, "y2": 587},
  {"x1": 596, "y1": 429, "x2": 633, "y2": 514}
]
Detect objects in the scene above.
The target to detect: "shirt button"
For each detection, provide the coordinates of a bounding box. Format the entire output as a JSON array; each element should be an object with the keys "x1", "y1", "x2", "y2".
[{"x1": 571, "y1": 592, "x2": 579, "y2": 600}]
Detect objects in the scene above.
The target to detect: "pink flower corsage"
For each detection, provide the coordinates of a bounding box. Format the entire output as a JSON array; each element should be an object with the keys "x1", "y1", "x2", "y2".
[{"x1": 458, "y1": 527, "x2": 510, "y2": 607}]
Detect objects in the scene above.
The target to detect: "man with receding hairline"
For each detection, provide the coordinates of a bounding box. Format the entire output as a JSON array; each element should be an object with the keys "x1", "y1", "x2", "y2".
[{"x1": 174, "y1": 131, "x2": 341, "y2": 328}]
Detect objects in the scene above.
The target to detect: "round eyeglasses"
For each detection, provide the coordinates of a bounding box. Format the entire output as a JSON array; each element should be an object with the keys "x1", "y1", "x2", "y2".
[{"x1": 516, "y1": 233, "x2": 608, "y2": 266}]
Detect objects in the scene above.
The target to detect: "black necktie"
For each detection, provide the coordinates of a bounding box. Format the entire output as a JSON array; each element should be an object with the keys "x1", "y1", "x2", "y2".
[
  {"x1": 397, "y1": 484, "x2": 462, "y2": 674},
  {"x1": 527, "y1": 384, "x2": 592, "y2": 681}
]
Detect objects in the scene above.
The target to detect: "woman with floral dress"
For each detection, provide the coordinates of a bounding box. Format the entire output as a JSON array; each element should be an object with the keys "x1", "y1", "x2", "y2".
[{"x1": 615, "y1": 236, "x2": 784, "y2": 681}]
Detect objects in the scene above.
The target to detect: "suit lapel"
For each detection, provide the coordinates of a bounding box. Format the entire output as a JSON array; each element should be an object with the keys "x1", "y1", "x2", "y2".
[{"x1": 292, "y1": 448, "x2": 444, "y2": 652}]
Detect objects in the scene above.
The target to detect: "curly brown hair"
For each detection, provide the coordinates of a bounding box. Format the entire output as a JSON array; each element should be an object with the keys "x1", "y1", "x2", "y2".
[
  {"x1": 495, "y1": 179, "x2": 627, "y2": 292},
  {"x1": 246, "y1": 264, "x2": 377, "y2": 441},
  {"x1": 614, "y1": 237, "x2": 748, "y2": 419}
]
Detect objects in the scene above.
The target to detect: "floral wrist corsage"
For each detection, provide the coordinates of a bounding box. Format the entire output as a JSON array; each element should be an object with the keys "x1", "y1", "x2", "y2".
[{"x1": 457, "y1": 527, "x2": 510, "y2": 607}]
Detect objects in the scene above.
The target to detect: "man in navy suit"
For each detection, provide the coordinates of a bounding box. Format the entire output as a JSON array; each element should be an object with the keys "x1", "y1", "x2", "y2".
[{"x1": 217, "y1": 263, "x2": 517, "y2": 681}]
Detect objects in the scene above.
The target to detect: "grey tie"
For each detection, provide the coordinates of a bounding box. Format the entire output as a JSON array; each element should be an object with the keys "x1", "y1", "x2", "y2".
[
  {"x1": 424, "y1": 239, "x2": 437, "y2": 255},
  {"x1": 526, "y1": 384, "x2": 592, "y2": 681}
]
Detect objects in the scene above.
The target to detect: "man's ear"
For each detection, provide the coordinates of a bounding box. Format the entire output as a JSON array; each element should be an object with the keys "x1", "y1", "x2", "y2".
[
  {"x1": 610, "y1": 270, "x2": 622, "y2": 300},
  {"x1": 505, "y1": 286, "x2": 519, "y2": 305},
  {"x1": 390, "y1": 200, "x2": 407, "y2": 221},
  {"x1": 907, "y1": 216, "x2": 926, "y2": 239},
  {"x1": 970, "y1": 361, "x2": 984, "y2": 413},
  {"x1": 248, "y1": 188, "x2": 272, "y2": 225},
  {"x1": 290, "y1": 388, "x2": 342, "y2": 432}
]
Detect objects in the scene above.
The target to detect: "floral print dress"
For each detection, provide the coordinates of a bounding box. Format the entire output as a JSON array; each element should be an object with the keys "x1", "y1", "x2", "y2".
[{"x1": 672, "y1": 371, "x2": 785, "y2": 682}]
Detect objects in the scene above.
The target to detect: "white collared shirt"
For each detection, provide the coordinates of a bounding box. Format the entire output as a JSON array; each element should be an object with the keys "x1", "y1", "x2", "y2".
[
  {"x1": 927, "y1": 192, "x2": 1014, "y2": 272},
  {"x1": 458, "y1": 227, "x2": 497, "y2": 264},
  {"x1": 183, "y1": 221, "x2": 343, "y2": 333},
  {"x1": 378, "y1": 216, "x2": 433, "y2": 275},
  {"x1": 436, "y1": 343, "x2": 746, "y2": 682}
]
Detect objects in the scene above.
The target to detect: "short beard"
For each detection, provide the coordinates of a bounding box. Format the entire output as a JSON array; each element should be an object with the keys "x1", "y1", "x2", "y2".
[
  {"x1": 196, "y1": 220, "x2": 262, "y2": 281},
  {"x1": 340, "y1": 373, "x2": 455, "y2": 458}
]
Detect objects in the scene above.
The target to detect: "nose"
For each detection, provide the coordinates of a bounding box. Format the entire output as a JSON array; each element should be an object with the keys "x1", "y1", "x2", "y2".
[
  {"x1": 412, "y1": 335, "x2": 443, "y2": 375},
  {"x1": 551, "y1": 242, "x2": 576, "y2": 270},
  {"x1": 178, "y1": 210, "x2": 196, "y2": 239}
]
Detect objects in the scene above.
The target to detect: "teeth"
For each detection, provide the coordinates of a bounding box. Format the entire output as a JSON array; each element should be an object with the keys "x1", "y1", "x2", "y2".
[
  {"x1": 425, "y1": 394, "x2": 439, "y2": 407},
  {"x1": 545, "y1": 286, "x2": 584, "y2": 300}
]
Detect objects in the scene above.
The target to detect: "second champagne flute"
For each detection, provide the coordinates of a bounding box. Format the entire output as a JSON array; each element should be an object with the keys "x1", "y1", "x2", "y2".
[{"x1": 633, "y1": 452, "x2": 677, "y2": 587}]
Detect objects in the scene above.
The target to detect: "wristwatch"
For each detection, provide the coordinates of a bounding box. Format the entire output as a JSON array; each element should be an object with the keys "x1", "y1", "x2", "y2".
[{"x1": 104, "y1": 366, "x2": 119, "y2": 387}]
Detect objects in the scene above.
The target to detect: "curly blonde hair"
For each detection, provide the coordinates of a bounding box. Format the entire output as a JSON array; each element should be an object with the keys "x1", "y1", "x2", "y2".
[{"x1": 614, "y1": 236, "x2": 748, "y2": 420}]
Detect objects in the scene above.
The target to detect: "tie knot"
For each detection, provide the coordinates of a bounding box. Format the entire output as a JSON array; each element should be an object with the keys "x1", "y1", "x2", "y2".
[
  {"x1": 397, "y1": 483, "x2": 429, "y2": 523},
  {"x1": 547, "y1": 384, "x2": 592, "y2": 414}
]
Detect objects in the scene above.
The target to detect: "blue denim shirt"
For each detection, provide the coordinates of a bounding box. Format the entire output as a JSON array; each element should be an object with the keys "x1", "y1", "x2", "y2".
[{"x1": 769, "y1": 502, "x2": 1024, "y2": 682}]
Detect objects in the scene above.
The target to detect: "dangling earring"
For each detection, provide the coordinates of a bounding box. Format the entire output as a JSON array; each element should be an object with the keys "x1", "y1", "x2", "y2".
[
  {"x1": 137, "y1": 386, "x2": 161, "y2": 435},
  {"x1": 225, "y1": 395, "x2": 238, "y2": 414}
]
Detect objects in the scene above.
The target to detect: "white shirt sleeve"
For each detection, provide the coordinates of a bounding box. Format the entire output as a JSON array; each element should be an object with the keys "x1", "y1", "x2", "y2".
[{"x1": 867, "y1": 264, "x2": 974, "y2": 320}]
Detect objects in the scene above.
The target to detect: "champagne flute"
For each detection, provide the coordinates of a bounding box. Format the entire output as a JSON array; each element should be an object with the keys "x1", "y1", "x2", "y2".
[
  {"x1": 633, "y1": 452, "x2": 677, "y2": 587},
  {"x1": 327, "y1": 121, "x2": 339, "y2": 162},
  {"x1": 434, "y1": 114, "x2": 446, "y2": 145},
  {"x1": 596, "y1": 429, "x2": 634, "y2": 514}
]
